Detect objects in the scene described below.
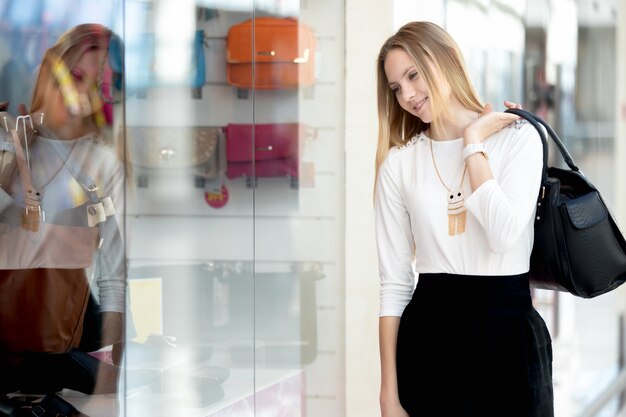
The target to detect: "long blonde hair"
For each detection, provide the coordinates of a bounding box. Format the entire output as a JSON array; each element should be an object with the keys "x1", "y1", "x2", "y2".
[
  {"x1": 31, "y1": 24, "x2": 132, "y2": 194},
  {"x1": 374, "y1": 21, "x2": 483, "y2": 194}
]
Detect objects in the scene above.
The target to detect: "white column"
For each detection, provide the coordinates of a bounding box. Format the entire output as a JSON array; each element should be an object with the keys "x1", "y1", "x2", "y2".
[
  {"x1": 344, "y1": 2, "x2": 446, "y2": 416},
  {"x1": 344, "y1": 1, "x2": 393, "y2": 416}
]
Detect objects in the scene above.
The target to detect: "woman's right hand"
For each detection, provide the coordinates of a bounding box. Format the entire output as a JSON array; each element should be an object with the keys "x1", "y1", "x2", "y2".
[
  {"x1": 463, "y1": 102, "x2": 520, "y2": 146},
  {"x1": 1, "y1": 102, "x2": 36, "y2": 148}
]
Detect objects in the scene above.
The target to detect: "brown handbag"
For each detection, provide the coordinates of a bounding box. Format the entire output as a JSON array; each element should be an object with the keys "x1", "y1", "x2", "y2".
[
  {"x1": 226, "y1": 17, "x2": 316, "y2": 89},
  {"x1": 0, "y1": 268, "x2": 91, "y2": 353}
]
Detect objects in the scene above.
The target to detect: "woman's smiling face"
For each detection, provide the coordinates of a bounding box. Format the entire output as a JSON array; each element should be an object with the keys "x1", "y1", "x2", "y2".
[{"x1": 384, "y1": 48, "x2": 451, "y2": 124}]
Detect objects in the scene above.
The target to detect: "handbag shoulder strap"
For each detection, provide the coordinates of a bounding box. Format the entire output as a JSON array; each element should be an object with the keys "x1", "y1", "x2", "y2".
[
  {"x1": 10, "y1": 124, "x2": 39, "y2": 205},
  {"x1": 9, "y1": 117, "x2": 43, "y2": 231},
  {"x1": 505, "y1": 108, "x2": 580, "y2": 177},
  {"x1": 3, "y1": 120, "x2": 113, "y2": 228}
]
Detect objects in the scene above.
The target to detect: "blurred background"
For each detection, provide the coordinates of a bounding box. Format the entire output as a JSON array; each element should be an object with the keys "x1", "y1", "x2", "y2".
[{"x1": 1, "y1": 0, "x2": 625, "y2": 416}]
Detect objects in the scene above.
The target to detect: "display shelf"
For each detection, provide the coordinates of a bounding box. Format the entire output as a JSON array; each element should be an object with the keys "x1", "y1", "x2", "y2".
[{"x1": 57, "y1": 368, "x2": 304, "y2": 417}]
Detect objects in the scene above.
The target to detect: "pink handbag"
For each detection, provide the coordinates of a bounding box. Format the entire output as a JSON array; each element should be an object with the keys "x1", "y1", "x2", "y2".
[{"x1": 225, "y1": 123, "x2": 302, "y2": 186}]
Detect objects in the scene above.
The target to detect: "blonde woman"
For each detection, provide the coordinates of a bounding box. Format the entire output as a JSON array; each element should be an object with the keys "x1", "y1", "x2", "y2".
[
  {"x1": 0, "y1": 24, "x2": 127, "y2": 396},
  {"x1": 374, "y1": 22, "x2": 553, "y2": 416}
]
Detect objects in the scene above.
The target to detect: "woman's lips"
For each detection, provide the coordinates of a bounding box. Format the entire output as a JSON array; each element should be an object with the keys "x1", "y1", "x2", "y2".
[{"x1": 413, "y1": 97, "x2": 428, "y2": 113}]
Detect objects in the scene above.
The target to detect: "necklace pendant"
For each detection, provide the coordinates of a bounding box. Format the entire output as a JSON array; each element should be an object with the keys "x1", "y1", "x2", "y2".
[{"x1": 447, "y1": 188, "x2": 466, "y2": 236}]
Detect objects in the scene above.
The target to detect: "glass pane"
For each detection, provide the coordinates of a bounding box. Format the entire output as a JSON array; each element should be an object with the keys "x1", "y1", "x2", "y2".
[
  {"x1": 1, "y1": 0, "x2": 345, "y2": 416},
  {"x1": 249, "y1": 1, "x2": 345, "y2": 416},
  {"x1": 123, "y1": 0, "x2": 256, "y2": 416}
]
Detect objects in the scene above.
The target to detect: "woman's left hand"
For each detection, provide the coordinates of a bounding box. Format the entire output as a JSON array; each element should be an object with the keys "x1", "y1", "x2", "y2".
[{"x1": 463, "y1": 102, "x2": 520, "y2": 145}]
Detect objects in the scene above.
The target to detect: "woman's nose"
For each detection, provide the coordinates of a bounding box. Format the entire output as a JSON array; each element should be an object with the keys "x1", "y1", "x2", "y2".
[{"x1": 402, "y1": 86, "x2": 416, "y2": 103}]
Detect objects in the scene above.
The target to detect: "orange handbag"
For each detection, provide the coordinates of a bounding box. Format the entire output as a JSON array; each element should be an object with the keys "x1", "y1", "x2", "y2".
[{"x1": 226, "y1": 17, "x2": 316, "y2": 89}]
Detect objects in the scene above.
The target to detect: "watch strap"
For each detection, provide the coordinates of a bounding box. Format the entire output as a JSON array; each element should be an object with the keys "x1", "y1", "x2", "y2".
[{"x1": 463, "y1": 143, "x2": 488, "y2": 161}]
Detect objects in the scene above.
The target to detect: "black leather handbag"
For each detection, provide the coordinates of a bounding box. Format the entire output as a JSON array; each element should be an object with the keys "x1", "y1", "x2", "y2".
[{"x1": 506, "y1": 108, "x2": 626, "y2": 298}]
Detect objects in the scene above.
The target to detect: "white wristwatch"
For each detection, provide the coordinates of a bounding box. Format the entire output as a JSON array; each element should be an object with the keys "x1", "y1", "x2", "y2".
[{"x1": 463, "y1": 143, "x2": 489, "y2": 161}]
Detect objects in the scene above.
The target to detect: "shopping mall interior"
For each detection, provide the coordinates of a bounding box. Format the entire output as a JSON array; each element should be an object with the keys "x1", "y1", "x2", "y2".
[{"x1": 1, "y1": 0, "x2": 625, "y2": 416}]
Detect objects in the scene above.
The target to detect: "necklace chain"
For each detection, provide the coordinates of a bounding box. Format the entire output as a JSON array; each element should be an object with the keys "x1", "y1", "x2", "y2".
[
  {"x1": 429, "y1": 138, "x2": 467, "y2": 191},
  {"x1": 428, "y1": 136, "x2": 468, "y2": 236}
]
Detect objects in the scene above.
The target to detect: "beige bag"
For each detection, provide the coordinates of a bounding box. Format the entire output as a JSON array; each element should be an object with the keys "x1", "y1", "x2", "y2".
[{"x1": 128, "y1": 126, "x2": 220, "y2": 179}]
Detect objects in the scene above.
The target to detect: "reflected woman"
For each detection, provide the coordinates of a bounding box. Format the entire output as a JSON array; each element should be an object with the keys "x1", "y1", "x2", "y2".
[{"x1": 0, "y1": 23, "x2": 127, "y2": 398}]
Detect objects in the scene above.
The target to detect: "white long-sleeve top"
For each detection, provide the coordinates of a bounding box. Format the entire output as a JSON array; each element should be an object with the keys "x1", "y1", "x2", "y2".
[{"x1": 375, "y1": 121, "x2": 543, "y2": 317}]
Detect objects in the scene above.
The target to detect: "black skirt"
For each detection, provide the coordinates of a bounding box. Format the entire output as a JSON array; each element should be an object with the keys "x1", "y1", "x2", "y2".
[{"x1": 396, "y1": 273, "x2": 554, "y2": 417}]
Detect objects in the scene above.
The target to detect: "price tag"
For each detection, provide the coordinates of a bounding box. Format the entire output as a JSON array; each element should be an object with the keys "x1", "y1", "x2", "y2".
[{"x1": 205, "y1": 185, "x2": 229, "y2": 209}]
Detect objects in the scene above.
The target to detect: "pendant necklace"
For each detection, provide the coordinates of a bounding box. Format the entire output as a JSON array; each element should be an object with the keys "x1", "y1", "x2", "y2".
[{"x1": 429, "y1": 138, "x2": 468, "y2": 236}]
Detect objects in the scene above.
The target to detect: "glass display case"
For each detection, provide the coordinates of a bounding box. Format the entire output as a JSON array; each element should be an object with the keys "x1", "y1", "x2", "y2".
[{"x1": 0, "y1": 0, "x2": 346, "y2": 416}]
